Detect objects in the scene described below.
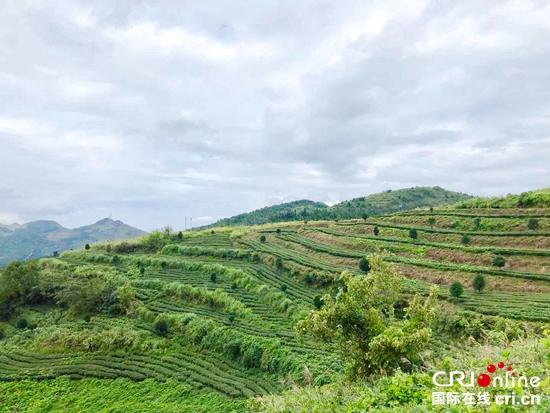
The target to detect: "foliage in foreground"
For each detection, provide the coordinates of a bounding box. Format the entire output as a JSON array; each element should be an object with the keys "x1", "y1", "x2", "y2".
[{"x1": 296, "y1": 255, "x2": 439, "y2": 376}]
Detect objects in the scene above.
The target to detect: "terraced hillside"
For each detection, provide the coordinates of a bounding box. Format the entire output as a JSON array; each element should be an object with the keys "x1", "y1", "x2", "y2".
[{"x1": 0, "y1": 207, "x2": 549, "y2": 411}]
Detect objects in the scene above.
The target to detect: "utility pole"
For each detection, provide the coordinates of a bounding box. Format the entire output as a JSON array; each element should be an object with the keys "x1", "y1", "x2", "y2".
[
  {"x1": 190, "y1": 218, "x2": 193, "y2": 230},
  {"x1": 185, "y1": 217, "x2": 187, "y2": 231}
]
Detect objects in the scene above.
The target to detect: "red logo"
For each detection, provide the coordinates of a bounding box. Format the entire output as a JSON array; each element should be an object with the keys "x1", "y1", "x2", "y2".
[{"x1": 477, "y1": 362, "x2": 514, "y2": 387}]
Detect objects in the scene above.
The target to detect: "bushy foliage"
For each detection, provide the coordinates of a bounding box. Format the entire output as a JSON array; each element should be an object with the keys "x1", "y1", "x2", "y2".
[
  {"x1": 528, "y1": 218, "x2": 539, "y2": 230},
  {"x1": 456, "y1": 188, "x2": 550, "y2": 209},
  {"x1": 472, "y1": 275, "x2": 486, "y2": 292},
  {"x1": 296, "y1": 255, "x2": 439, "y2": 376},
  {"x1": 359, "y1": 257, "x2": 370, "y2": 273},
  {"x1": 408, "y1": 228, "x2": 418, "y2": 239},
  {"x1": 493, "y1": 255, "x2": 506, "y2": 267},
  {"x1": 450, "y1": 281, "x2": 464, "y2": 298},
  {"x1": 461, "y1": 234, "x2": 470, "y2": 245}
]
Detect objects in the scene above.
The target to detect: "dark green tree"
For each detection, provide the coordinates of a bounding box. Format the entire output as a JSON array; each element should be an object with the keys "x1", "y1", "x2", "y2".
[
  {"x1": 373, "y1": 226, "x2": 380, "y2": 236},
  {"x1": 428, "y1": 217, "x2": 436, "y2": 227},
  {"x1": 155, "y1": 319, "x2": 169, "y2": 336},
  {"x1": 527, "y1": 218, "x2": 539, "y2": 230},
  {"x1": 280, "y1": 284, "x2": 287, "y2": 292},
  {"x1": 362, "y1": 213, "x2": 368, "y2": 221},
  {"x1": 260, "y1": 235, "x2": 266, "y2": 242},
  {"x1": 53, "y1": 251, "x2": 59, "y2": 257},
  {"x1": 450, "y1": 282, "x2": 464, "y2": 298},
  {"x1": 461, "y1": 234, "x2": 470, "y2": 245},
  {"x1": 473, "y1": 217, "x2": 482, "y2": 229},
  {"x1": 276, "y1": 228, "x2": 281, "y2": 234},
  {"x1": 473, "y1": 275, "x2": 486, "y2": 292},
  {"x1": 16, "y1": 318, "x2": 28, "y2": 329},
  {"x1": 359, "y1": 257, "x2": 370, "y2": 273},
  {"x1": 275, "y1": 257, "x2": 284, "y2": 271},
  {"x1": 85, "y1": 244, "x2": 90, "y2": 251},
  {"x1": 177, "y1": 231, "x2": 183, "y2": 240},
  {"x1": 140, "y1": 267, "x2": 145, "y2": 276},
  {"x1": 409, "y1": 229, "x2": 418, "y2": 239},
  {"x1": 493, "y1": 255, "x2": 506, "y2": 268},
  {"x1": 429, "y1": 207, "x2": 434, "y2": 213},
  {"x1": 313, "y1": 295, "x2": 324, "y2": 310},
  {"x1": 210, "y1": 273, "x2": 217, "y2": 283}
]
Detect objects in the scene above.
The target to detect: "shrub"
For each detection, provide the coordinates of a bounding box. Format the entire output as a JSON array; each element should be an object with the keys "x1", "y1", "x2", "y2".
[
  {"x1": 16, "y1": 318, "x2": 28, "y2": 329},
  {"x1": 473, "y1": 275, "x2": 486, "y2": 292},
  {"x1": 111, "y1": 255, "x2": 121, "y2": 265},
  {"x1": 362, "y1": 214, "x2": 368, "y2": 221},
  {"x1": 260, "y1": 235, "x2": 266, "y2": 243},
  {"x1": 275, "y1": 257, "x2": 284, "y2": 272},
  {"x1": 493, "y1": 255, "x2": 506, "y2": 268},
  {"x1": 409, "y1": 229, "x2": 418, "y2": 239},
  {"x1": 105, "y1": 244, "x2": 112, "y2": 253},
  {"x1": 450, "y1": 282, "x2": 464, "y2": 298},
  {"x1": 155, "y1": 319, "x2": 169, "y2": 336},
  {"x1": 276, "y1": 229, "x2": 281, "y2": 234},
  {"x1": 177, "y1": 231, "x2": 183, "y2": 240},
  {"x1": 139, "y1": 267, "x2": 145, "y2": 276},
  {"x1": 373, "y1": 226, "x2": 380, "y2": 236},
  {"x1": 461, "y1": 234, "x2": 470, "y2": 245},
  {"x1": 210, "y1": 273, "x2": 217, "y2": 283},
  {"x1": 527, "y1": 218, "x2": 539, "y2": 230},
  {"x1": 280, "y1": 284, "x2": 287, "y2": 292},
  {"x1": 313, "y1": 295, "x2": 324, "y2": 310},
  {"x1": 430, "y1": 207, "x2": 434, "y2": 213},
  {"x1": 85, "y1": 244, "x2": 90, "y2": 251},
  {"x1": 427, "y1": 218, "x2": 435, "y2": 227},
  {"x1": 160, "y1": 261, "x2": 167, "y2": 269},
  {"x1": 359, "y1": 257, "x2": 370, "y2": 273},
  {"x1": 473, "y1": 217, "x2": 482, "y2": 229}
]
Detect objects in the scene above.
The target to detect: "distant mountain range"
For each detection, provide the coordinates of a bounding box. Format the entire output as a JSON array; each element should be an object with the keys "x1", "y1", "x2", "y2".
[
  {"x1": 0, "y1": 218, "x2": 146, "y2": 266},
  {"x1": 207, "y1": 186, "x2": 472, "y2": 227}
]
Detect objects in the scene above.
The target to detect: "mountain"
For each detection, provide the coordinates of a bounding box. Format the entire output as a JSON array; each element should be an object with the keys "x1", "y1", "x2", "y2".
[
  {"x1": 0, "y1": 218, "x2": 146, "y2": 266},
  {"x1": 207, "y1": 186, "x2": 472, "y2": 227}
]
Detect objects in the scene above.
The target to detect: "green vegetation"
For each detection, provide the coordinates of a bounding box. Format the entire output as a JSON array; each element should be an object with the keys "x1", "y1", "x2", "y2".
[
  {"x1": 206, "y1": 187, "x2": 471, "y2": 227},
  {"x1": 2, "y1": 197, "x2": 550, "y2": 412},
  {"x1": 450, "y1": 281, "x2": 464, "y2": 298},
  {"x1": 455, "y1": 188, "x2": 550, "y2": 209}
]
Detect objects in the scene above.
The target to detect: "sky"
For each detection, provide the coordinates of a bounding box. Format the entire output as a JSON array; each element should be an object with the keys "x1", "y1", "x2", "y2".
[{"x1": 1, "y1": 0, "x2": 549, "y2": 231}]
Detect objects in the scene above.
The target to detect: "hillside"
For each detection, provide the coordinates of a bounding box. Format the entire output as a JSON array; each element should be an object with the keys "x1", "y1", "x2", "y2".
[
  {"x1": 208, "y1": 186, "x2": 472, "y2": 227},
  {"x1": 1, "y1": 202, "x2": 549, "y2": 411},
  {"x1": 456, "y1": 188, "x2": 550, "y2": 209},
  {"x1": 0, "y1": 218, "x2": 146, "y2": 266}
]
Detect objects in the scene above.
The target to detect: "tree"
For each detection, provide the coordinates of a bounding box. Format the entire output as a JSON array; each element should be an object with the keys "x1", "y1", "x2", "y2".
[
  {"x1": 139, "y1": 267, "x2": 145, "y2": 276},
  {"x1": 373, "y1": 226, "x2": 380, "y2": 236},
  {"x1": 177, "y1": 231, "x2": 183, "y2": 240},
  {"x1": 53, "y1": 251, "x2": 59, "y2": 257},
  {"x1": 155, "y1": 319, "x2": 169, "y2": 336},
  {"x1": 461, "y1": 234, "x2": 470, "y2": 245},
  {"x1": 16, "y1": 318, "x2": 28, "y2": 329},
  {"x1": 275, "y1": 257, "x2": 284, "y2": 272},
  {"x1": 429, "y1": 207, "x2": 434, "y2": 213},
  {"x1": 527, "y1": 218, "x2": 539, "y2": 230},
  {"x1": 473, "y1": 275, "x2": 486, "y2": 292},
  {"x1": 260, "y1": 235, "x2": 266, "y2": 243},
  {"x1": 106, "y1": 244, "x2": 112, "y2": 253},
  {"x1": 211, "y1": 230, "x2": 215, "y2": 234},
  {"x1": 304, "y1": 221, "x2": 308, "y2": 224},
  {"x1": 280, "y1": 284, "x2": 287, "y2": 292},
  {"x1": 297, "y1": 255, "x2": 439, "y2": 376},
  {"x1": 409, "y1": 229, "x2": 418, "y2": 239},
  {"x1": 210, "y1": 273, "x2": 217, "y2": 283},
  {"x1": 362, "y1": 213, "x2": 368, "y2": 221},
  {"x1": 85, "y1": 244, "x2": 90, "y2": 251},
  {"x1": 473, "y1": 217, "x2": 482, "y2": 229},
  {"x1": 276, "y1": 229, "x2": 281, "y2": 234},
  {"x1": 493, "y1": 255, "x2": 506, "y2": 268},
  {"x1": 450, "y1": 282, "x2": 464, "y2": 298},
  {"x1": 428, "y1": 218, "x2": 435, "y2": 227},
  {"x1": 359, "y1": 257, "x2": 370, "y2": 273},
  {"x1": 313, "y1": 295, "x2": 324, "y2": 310},
  {"x1": 162, "y1": 225, "x2": 173, "y2": 237}
]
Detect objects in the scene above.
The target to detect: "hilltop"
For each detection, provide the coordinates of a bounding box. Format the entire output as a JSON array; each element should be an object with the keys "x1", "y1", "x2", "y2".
[
  {"x1": 208, "y1": 186, "x2": 472, "y2": 227},
  {"x1": 456, "y1": 188, "x2": 550, "y2": 209},
  {"x1": 1, "y1": 190, "x2": 548, "y2": 412},
  {"x1": 0, "y1": 218, "x2": 146, "y2": 266}
]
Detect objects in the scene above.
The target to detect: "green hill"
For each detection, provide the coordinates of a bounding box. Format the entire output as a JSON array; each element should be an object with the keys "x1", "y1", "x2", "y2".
[
  {"x1": 455, "y1": 188, "x2": 550, "y2": 209},
  {"x1": 0, "y1": 218, "x2": 146, "y2": 266},
  {"x1": 1, "y1": 198, "x2": 549, "y2": 412},
  {"x1": 208, "y1": 186, "x2": 472, "y2": 227}
]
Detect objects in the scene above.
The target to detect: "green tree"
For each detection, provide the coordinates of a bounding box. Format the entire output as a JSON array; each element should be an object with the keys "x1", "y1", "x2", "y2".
[
  {"x1": 106, "y1": 244, "x2": 112, "y2": 253},
  {"x1": 359, "y1": 257, "x2": 370, "y2": 273},
  {"x1": 362, "y1": 213, "x2": 368, "y2": 221},
  {"x1": 85, "y1": 244, "x2": 90, "y2": 251},
  {"x1": 493, "y1": 255, "x2": 506, "y2": 268},
  {"x1": 139, "y1": 267, "x2": 145, "y2": 276},
  {"x1": 373, "y1": 226, "x2": 380, "y2": 236},
  {"x1": 275, "y1": 257, "x2": 284, "y2": 272},
  {"x1": 260, "y1": 235, "x2": 266, "y2": 243},
  {"x1": 473, "y1": 217, "x2": 482, "y2": 229},
  {"x1": 276, "y1": 228, "x2": 281, "y2": 234},
  {"x1": 527, "y1": 218, "x2": 539, "y2": 230},
  {"x1": 473, "y1": 275, "x2": 486, "y2": 292},
  {"x1": 429, "y1": 207, "x2": 434, "y2": 213},
  {"x1": 409, "y1": 229, "x2": 418, "y2": 239},
  {"x1": 177, "y1": 231, "x2": 183, "y2": 240},
  {"x1": 280, "y1": 284, "x2": 287, "y2": 292},
  {"x1": 210, "y1": 273, "x2": 217, "y2": 283},
  {"x1": 450, "y1": 282, "x2": 464, "y2": 298},
  {"x1": 461, "y1": 234, "x2": 470, "y2": 245},
  {"x1": 16, "y1": 318, "x2": 28, "y2": 329},
  {"x1": 162, "y1": 225, "x2": 173, "y2": 237},
  {"x1": 53, "y1": 251, "x2": 59, "y2": 257},
  {"x1": 297, "y1": 256, "x2": 439, "y2": 376},
  {"x1": 313, "y1": 295, "x2": 324, "y2": 310},
  {"x1": 427, "y1": 217, "x2": 436, "y2": 227}
]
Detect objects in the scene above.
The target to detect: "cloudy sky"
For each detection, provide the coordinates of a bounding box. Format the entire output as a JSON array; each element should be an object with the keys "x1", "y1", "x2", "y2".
[{"x1": 1, "y1": 0, "x2": 549, "y2": 231}]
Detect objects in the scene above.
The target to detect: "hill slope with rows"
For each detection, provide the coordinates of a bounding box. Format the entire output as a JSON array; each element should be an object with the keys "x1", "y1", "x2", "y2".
[{"x1": 1, "y1": 204, "x2": 549, "y2": 411}]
